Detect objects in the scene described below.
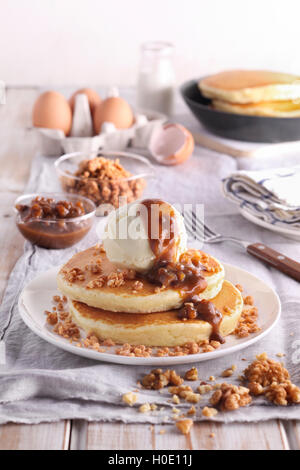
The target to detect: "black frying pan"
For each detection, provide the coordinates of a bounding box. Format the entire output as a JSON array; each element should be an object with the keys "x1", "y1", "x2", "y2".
[{"x1": 180, "y1": 79, "x2": 300, "y2": 143}]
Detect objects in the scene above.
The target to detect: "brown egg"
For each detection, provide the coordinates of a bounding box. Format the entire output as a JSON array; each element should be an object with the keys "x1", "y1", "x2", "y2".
[
  {"x1": 93, "y1": 97, "x2": 134, "y2": 133},
  {"x1": 69, "y1": 88, "x2": 101, "y2": 115},
  {"x1": 32, "y1": 91, "x2": 72, "y2": 136}
]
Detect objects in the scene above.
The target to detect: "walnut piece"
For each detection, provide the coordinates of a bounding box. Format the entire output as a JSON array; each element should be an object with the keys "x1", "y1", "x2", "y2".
[
  {"x1": 235, "y1": 305, "x2": 260, "y2": 338},
  {"x1": 139, "y1": 403, "x2": 151, "y2": 413},
  {"x1": 141, "y1": 369, "x2": 183, "y2": 390},
  {"x1": 122, "y1": 392, "x2": 138, "y2": 406},
  {"x1": 243, "y1": 353, "x2": 290, "y2": 387},
  {"x1": 210, "y1": 383, "x2": 252, "y2": 411},
  {"x1": 184, "y1": 367, "x2": 198, "y2": 381},
  {"x1": 202, "y1": 406, "x2": 218, "y2": 418},
  {"x1": 198, "y1": 384, "x2": 213, "y2": 394},
  {"x1": 175, "y1": 419, "x2": 193, "y2": 435},
  {"x1": 61, "y1": 157, "x2": 146, "y2": 208},
  {"x1": 243, "y1": 354, "x2": 300, "y2": 406}
]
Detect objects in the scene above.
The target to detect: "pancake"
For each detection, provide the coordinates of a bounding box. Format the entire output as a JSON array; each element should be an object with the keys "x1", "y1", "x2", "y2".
[
  {"x1": 69, "y1": 280, "x2": 243, "y2": 347},
  {"x1": 199, "y1": 70, "x2": 300, "y2": 104},
  {"x1": 213, "y1": 98, "x2": 300, "y2": 117},
  {"x1": 57, "y1": 245, "x2": 225, "y2": 313}
]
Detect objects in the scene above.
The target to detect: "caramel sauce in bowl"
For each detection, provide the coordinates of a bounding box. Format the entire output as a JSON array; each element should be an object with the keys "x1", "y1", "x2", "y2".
[{"x1": 15, "y1": 193, "x2": 96, "y2": 249}]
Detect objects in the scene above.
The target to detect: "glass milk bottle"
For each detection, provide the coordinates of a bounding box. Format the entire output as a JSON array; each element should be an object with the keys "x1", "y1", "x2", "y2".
[{"x1": 137, "y1": 42, "x2": 175, "y2": 116}]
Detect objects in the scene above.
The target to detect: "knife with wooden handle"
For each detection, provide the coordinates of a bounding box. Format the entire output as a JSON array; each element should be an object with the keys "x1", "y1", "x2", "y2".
[{"x1": 247, "y1": 243, "x2": 300, "y2": 281}]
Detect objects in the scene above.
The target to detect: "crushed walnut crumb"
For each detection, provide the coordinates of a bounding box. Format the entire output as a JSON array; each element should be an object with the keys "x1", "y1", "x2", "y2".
[
  {"x1": 210, "y1": 383, "x2": 252, "y2": 411},
  {"x1": 243, "y1": 295, "x2": 254, "y2": 305},
  {"x1": 187, "y1": 405, "x2": 196, "y2": 416},
  {"x1": 139, "y1": 403, "x2": 151, "y2": 413},
  {"x1": 202, "y1": 406, "x2": 218, "y2": 418},
  {"x1": 82, "y1": 333, "x2": 105, "y2": 352},
  {"x1": 46, "y1": 311, "x2": 58, "y2": 325},
  {"x1": 172, "y1": 394, "x2": 180, "y2": 404},
  {"x1": 168, "y1": 385, "x2": 201, "y2": 403},
  {"x1": 65, "y1": 267, "x2": 85, "y2": 282},
  {"x1": 235, "y1": 305, "x2": 260, "y2": 338},
  {"x1": 102, "y1": 338, "x2": 115, "y2": 347},
  {"x1": 243, "y1": 353, "x2": 300, "y2": 406},
  {"x1": 175, "y1": 419, "x2": 193, "y2": 435},
  {"x1": 116, "y1": 343, "x2": 153, "y2": 357},
  {"x1": 61, "y1": 156, "x2": 146, "y2": 208},
  {"x1": 184, "y1": 367, "x2": 198, "y2": 381},
  {"x1": 198, "y1": 384, "x2": 213, "y2": 395},
  {"x1": 53, "y1": 317, "x2": 80, "y2": 341},
  {"x1": 122, "y1": 392, "x2": 138, "y2": 406},
  {"x1": 243, "y1": 353, "x2": 289, "y2": 387},
  {"x1": 142, "y1": 369, "x2": 183, "y2": 390},
  {"x1": 221, "y1": 365, "x2": 236, "y2": 378},
  {"x1": 169, "y1": 385, "x2": 192, "y2": 395}
]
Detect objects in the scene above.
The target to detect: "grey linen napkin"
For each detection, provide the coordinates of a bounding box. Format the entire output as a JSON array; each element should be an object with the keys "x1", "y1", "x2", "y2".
[{"x1": 1, "y1": 104, "x2": 300, "y2": 424}]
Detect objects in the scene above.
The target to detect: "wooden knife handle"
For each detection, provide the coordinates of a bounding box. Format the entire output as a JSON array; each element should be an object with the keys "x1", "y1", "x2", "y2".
[{"x1": 247, "y1": 243, "x2": 300, "y2": 282}]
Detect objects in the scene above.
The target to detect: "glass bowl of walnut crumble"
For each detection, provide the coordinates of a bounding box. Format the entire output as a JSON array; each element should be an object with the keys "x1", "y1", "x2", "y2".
[{"x1": 54, "y1": 150, "x2": 155, "y2": 210}]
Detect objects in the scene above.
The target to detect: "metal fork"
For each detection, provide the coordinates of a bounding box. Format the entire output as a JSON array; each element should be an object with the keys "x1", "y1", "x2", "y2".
[{"x1": 183, "y1": 210, "x2": 300, "y2": 282}]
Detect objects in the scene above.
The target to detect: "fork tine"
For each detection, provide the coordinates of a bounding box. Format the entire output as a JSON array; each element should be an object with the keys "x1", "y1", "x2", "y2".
[
  {"x1": 184, "y1": 215, "x2": 198, "y2": 240},
  {"x1": 183, "y1": 211, "x2": 200, "y2": 241},
  {"x1": 192, "y1": 211, "x2": 218, "y2": 238},
  {"x1": 183, "y1": 210, "x2": 205, "y2": 242}
]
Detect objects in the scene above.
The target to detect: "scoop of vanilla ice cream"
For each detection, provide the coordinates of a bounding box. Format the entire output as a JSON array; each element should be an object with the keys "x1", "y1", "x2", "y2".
[{"x1": 103, "y1": 200, "x2": 187, "y2": 272}]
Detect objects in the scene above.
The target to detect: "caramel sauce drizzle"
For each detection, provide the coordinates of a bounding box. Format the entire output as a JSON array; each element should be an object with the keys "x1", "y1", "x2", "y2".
[{"x1": 140, "y1": 199, "x2": 224, "y2": 343}]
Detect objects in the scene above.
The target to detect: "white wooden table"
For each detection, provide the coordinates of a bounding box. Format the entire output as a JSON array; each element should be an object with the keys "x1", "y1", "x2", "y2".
[{"x1": 0, "y1": 87, "x2": 299, "y2": 450}]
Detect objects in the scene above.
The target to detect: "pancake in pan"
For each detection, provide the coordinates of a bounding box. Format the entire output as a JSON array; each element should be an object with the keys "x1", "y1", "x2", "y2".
[
  {"x1": 199, "y1": 70, "x2": 300, "y2": 104},
  {"x1": 213, "y1": 98, "x2": 300, "y2": 117}
]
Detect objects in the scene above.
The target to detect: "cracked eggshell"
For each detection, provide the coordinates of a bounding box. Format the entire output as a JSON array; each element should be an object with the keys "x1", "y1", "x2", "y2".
[{"x1": 149, "y1": 123, "x2": 194, "y2": 165}]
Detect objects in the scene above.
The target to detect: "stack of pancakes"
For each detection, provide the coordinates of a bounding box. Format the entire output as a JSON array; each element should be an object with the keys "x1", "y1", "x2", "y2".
[
  {"x1": 199, "y1": 70, "x2": 300, "y2": 117},
  {"x1": 57, "y1": 245, "x2": 243, "y2": 347}
]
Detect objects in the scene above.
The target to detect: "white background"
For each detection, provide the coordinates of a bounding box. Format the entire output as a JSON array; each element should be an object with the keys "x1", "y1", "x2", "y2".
[{"x1": 1, "y1": 0, "x2": 299, "y2": 87}]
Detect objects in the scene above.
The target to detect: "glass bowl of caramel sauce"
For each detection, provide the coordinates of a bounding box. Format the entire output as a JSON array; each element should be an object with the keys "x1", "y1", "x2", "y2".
[{"x1": 15, "y1": 193, "x2": 96, "y2": 249}]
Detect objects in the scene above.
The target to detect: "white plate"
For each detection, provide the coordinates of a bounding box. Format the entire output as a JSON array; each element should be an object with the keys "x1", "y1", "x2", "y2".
[
  {"x1": 18, "y1": 264, "x2": 281, "y2": 366},
  {"x1": 240, "y1": 207, "x2": 300, "y2": 241}
]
